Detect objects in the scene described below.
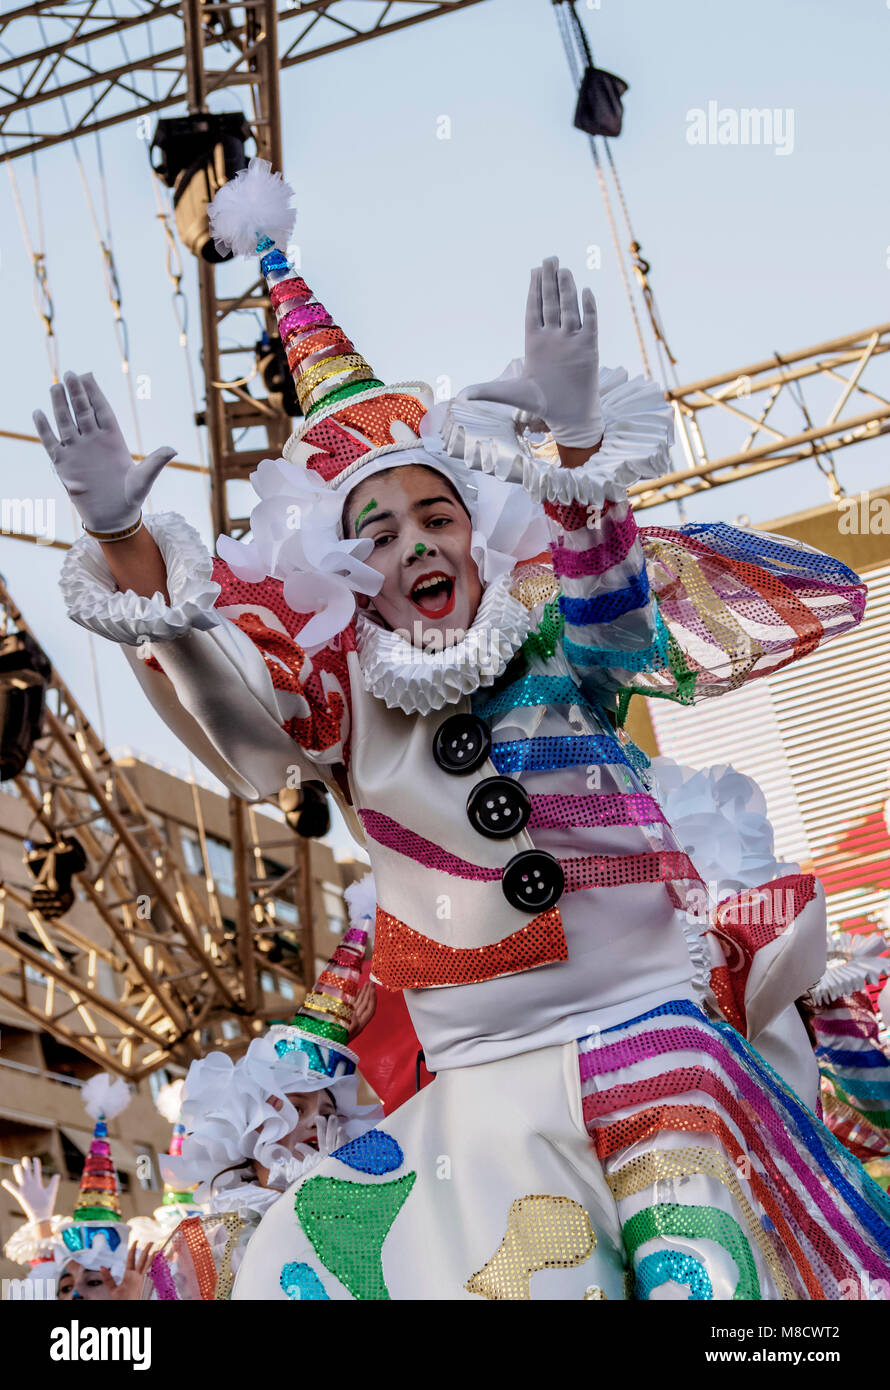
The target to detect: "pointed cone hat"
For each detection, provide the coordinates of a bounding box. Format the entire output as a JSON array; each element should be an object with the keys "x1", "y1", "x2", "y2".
[{"x1": 207, "y1": 159, "x2": 433, "y2": 489}]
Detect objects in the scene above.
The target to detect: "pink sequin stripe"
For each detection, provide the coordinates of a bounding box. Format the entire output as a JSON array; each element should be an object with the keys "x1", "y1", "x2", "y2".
[
  {"x1": 579, "y1": 1023, "x2": 890, "y2": 1283},
  {"x1": 543, "y1": 497, "x2": 618, "y2": 532},
  {"x1": 150, "y1": 1252, "x2": 179, "y2": 1301},
  {"x1": 815, "y1": 1019, "x2": 878, "y2": 1039},
  {"x1": 278, "y1": 303, "x2": 332, "y2": 338},
  {"x1": 552, "y1": 509, "x2": 639, "y2": 578},
  {"x1": 527, "y1": 791, "x2": 665, "y2": 830},
  {"x1": 358, "y1": 809, "x2": 698, "y2": 890}
]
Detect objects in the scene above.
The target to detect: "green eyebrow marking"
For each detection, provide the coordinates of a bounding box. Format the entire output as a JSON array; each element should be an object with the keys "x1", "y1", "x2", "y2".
[{"x1": 354, "y1": 498, "x2": 378, "y2": 536}]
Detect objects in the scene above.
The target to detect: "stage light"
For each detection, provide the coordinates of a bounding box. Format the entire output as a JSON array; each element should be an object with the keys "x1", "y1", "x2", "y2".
[
  {"x1": 24, "y1": 836, "x2": 87, "y2": 919},
  {"x1": 277, "y1": 781, "x2": 331, "y2": 839},
  {"x1": 255, "y1": 332, "x2": 302, "y2": 417},
  {"x1": 0, "y1": 631, "x2": 51, "y2": 781},
  {"x1": 150, "y1": 113, "x2": 252, "y2": 262}
]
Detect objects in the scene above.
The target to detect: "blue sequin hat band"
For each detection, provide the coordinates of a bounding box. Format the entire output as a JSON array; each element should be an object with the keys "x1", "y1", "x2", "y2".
[{"x1": 266, "y1": 1023, "x2": 358, "y2": 1080}]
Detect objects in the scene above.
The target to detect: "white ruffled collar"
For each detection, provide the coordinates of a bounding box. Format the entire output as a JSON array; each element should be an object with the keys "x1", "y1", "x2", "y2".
[{"x1": 356, "y1": 569, "x2": 533, "y2": 716}]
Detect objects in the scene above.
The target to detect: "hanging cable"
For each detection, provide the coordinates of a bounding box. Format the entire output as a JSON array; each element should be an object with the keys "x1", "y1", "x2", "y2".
[
  {"x1": 774, "y1": 351, "x2": 845, "y2": 500},
  {"x1": 4, "y1": 136, "x2": 60, "y2": 382}
]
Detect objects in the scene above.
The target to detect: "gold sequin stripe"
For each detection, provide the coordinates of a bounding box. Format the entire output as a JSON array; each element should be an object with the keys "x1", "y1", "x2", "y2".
[
  {"x1": 296, "y1": 356, "x2": 374, "y2": 409},
  {"x1": 644, "y1": 537, "x2": 763, "y2": 690},
  {"x1": 302, "y1": 991, "x2": 352, "y2": 1023},
  {"x1": 300, "y1": 368, "x2": 378, "y2": 415},
  {"x1": 213, "y1": 1214, "x2": 247, "y2": 1301},
  {"x1": 606, "y1": 1145, "x2": 796, "y2": 1300},
  {"x1": 510, "y1": 571, "x2": 560, "y2": 611}
]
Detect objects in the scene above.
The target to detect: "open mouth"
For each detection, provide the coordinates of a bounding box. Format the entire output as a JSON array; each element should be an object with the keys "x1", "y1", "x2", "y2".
[{"x1": 409, "y1": 571, "x2": 456, "y2": 618}]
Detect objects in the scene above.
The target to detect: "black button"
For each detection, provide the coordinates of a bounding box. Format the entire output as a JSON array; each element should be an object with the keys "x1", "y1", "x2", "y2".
[
  {"x1": 502, "y1": 850, "x2": 565, "y2": 912},
  {"x1": 432, "y1": 713, "x2": 491, "y2": 775},
  {"x1": 467, "y1": 776, "x2": 531, "y2": 840}
]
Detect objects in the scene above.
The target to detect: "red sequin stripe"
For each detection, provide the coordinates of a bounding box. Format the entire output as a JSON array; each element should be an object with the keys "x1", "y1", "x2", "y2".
[
  {"x1": 589, "y1": 1101, "x2": 825, "y2": 1299},
  {"x1": 708, "y1": 874, "x2": 817, "y2": 1034},
  {"x1": 543, "y1": 496, "x2": 618, "y2": 532},
  {"x1": 317, "y1": 969, "x2": 360, "y2": 998},
  {"x1": 641, "y1": 526, "x2": 824, "y2": 660},
  {"x1": 372, "y1": 905, "x2": 567, "y2": 989},
  {"x1": 334, "y1": 393, "x2": 426, "y2": 447},
  {"x1": 179, "y1": 1216, "x2": 218, "y2": 1300},
  {"x1": 287, "y1": 327, "x2": 354, "y2": 371},
  {"x1": 270, "y1": 277, "x2": 312, "y2": 309}
]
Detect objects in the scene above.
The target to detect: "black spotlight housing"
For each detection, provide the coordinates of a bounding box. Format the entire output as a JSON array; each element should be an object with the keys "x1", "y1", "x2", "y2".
[
  {"x1": 24, "y1": 835, "x2": 88, "y2": 919},
  {"x1": 150, "y1": 112, "x2": 252, "y2": 262},
  {"x1": 0, "y1": 631, "x2": 51, "y2": 781},
  {"x1": 256, "y1": 332, "x2": 302, "y2": 418}
]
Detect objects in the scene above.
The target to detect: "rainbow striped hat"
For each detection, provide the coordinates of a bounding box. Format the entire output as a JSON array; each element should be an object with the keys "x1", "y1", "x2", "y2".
[{"x1": 208, "y1": 159, "x2": 433, "y2": 490}]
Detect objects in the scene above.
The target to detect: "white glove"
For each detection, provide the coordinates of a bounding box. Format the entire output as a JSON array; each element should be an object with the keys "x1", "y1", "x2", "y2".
[
  {"x1": 33, "y1": 371, "x2": 176, "y2": 533},
  {"x1": 1, "y1": 1156, "x2": 60, "y2": 1224},
  {"x1": 312, "y1": 1114, "x2": 345, "y2": 1158},
  {"x1": 465, "y1": 257, "x2": 603, "y2": 450}
]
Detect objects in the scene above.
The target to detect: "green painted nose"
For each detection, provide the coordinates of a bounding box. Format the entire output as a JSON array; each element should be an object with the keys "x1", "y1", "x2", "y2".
[{"x1": 414, "y1": 543, "x2": 427, "y2": 556}]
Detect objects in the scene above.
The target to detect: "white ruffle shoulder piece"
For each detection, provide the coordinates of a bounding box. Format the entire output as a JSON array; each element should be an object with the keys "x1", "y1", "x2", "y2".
[
  {"x1": 356, "y1": 568, "x2": 533, "y2": 717},
  {"x1": 810, "y1": 930, "x2": 890, "y2": 1006},
  {"x1": 439, "y1": 365, "x2": 674, "y2": 507},
  {"x1": 59, "y1": 511, "x2": 222, "y2": 646}
]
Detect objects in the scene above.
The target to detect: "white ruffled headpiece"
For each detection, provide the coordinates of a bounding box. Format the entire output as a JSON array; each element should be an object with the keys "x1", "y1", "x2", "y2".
[{"x1": 810, "y1": 930, "x2": 889, "y2": 1006}]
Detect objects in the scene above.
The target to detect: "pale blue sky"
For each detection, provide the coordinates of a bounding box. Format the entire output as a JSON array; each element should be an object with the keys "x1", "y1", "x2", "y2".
[{"x1": 1, "y1": 0, "x2": 888, "y2": 854}]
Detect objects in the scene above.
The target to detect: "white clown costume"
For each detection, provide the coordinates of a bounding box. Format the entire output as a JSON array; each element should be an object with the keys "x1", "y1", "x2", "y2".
[{"x1": 45, "y1": 160, "x2": 890, "y2": 1301}]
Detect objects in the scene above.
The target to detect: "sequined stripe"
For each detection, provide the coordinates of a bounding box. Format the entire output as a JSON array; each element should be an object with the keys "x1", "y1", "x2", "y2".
[
  {"x1": 489, "y1": 733, "x2": 632, "y2": 774},
  {"x1": 815, "y1": 1018, "x2": 882, "y2": 1039},
  {"x1": 622, "y1": 1204, "x2": 760, "y2": 1300},
  {"x1": 606, "y1": 1146, "x2": 796, "y2": 1299},
  {"x1": 181, "y1": 1216, "x2": 218, "y2": 1301},
  {"x1": 543, "y1": 497, "x2": 618, "y2": 531},
  {"x1": 472, "y1": 674, "x2": 588, "y2": 718},
  {"x1": 359, "y1": 808, "x2": 699, "y2": 890},
  {"x1": 372, "y1": 904, "x2": 567, "y2": 989},
  {"x1": 552, "y1": 509, "x2": 638, "y2": 578},
  {"x1": 559, "y1": 568, "x2": 650, "y2": 625},
  {"x1": 214, "y1": 1215, "x2": 247, "y2": 1301},
  {"x1": 149, "y1": 1252, "x2": 179, "y2": 1301},
  {"x1": 563, "y1": 612, "x2": 670, "y2": 672},
  {"x1": 675, "y1": 521, "x2": 863, "y2": 587},
  {"x1": 589, "y1": 1101, "x2": 825, "y2": 1298},
  {"x1": 662, "y1": 1022, "x2": 890, "y2": 1270},
  {"x1": 818, "y1": 1045, "x2": 890, "y2": 1069},
  {"x1": 635, "y1": 1251, "x2": 712, "y2": 1300},
  {"x1": 645, "y1": 526, "x2": 826, "y2": 659},
  {"x1": 526, "y1": 791, "x2": 666, "y2": 830},
  {"x1": 580, "y1": 1065, "x2": 863, "y2": 1286}
]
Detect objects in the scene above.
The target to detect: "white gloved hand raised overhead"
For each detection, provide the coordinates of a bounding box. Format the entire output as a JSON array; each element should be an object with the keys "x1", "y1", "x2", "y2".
[
  {"x1": 33, "y1": 371, "x2": 176, "y2": 533},
  {"x1": 464, "y1": 257, "x2": 604, "y2": 451}
]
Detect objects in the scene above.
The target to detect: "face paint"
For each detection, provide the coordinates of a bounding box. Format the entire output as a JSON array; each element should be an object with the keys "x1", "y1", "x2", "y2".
[
  {"x1": 414, "y1": 543, "x2": 427, "y2": 556},
  {"x1": 354, "y1": 498, "x2": 378, "y2": 536}
]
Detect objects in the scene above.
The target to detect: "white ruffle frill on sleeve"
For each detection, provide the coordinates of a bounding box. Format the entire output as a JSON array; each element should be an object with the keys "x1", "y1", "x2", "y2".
[
  {"x1": 440, "y1": 367, "x2": 674, "y2": 508},
  {"x1": 59, "y1": 511, "x2": 222, "y2": 646}
]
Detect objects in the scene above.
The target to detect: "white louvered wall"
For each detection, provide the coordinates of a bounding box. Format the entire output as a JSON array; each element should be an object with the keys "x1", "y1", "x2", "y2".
[{"x1": 649, "y1": 564, "x2": 890, "y2": 935}]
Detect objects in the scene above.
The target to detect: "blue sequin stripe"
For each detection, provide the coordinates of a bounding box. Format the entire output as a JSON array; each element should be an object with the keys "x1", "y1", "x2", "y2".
[
  {"x1": 473, "y1": 674, "x2": 591, "y2": 719},
  {"x1": 819, "y1": 1071, "x2": 890, "y2": 1100},
  {"x1": 817, "y1": 1045, "x2": 890, "y2": 1070},
  {"x1": 713, "y1": 1018, "x2": 890, "y2": 1242},
  {"x1": 489, "y1": 733, "x2": 632, "y2": 775},
  {"x1": 563, "y1": 612, "x2": 670, "y2": 673},
  {"x1": 596, "y1": 997, "x2": 704, "y2": 1037},
  {"x1": 559, "y1": 568, "x2": 650, "y2": 626},
  {"x1": 679, "y1": 521, "x2": 862, "y2": 587}
]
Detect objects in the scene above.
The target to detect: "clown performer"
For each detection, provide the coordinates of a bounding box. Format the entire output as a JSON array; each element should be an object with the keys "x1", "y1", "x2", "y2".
[
  {"x1": 3, "y1": 1073, "x2": 154, "y2": 1299},
  {"x1": 144, "y1": 921, "x2": 381, "y2": 1299},
  {"x1": 126, "y1": 1079, "x2": 205, "y2": 1251},
  {"x1": 36, "y1": 159, "x2": 890, "y2": 1300}
]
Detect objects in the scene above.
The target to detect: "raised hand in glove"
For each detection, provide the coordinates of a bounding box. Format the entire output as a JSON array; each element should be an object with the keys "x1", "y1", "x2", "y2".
[
  {"x1": 465, "y1": 257, "x2": 603, "y2": 451},
  {"x1": 1, "y1": 1155, "x2": 60, "y2": 1226},
  {"x1": 33, "y1": 371, "x2": 175, "y2": 534}
]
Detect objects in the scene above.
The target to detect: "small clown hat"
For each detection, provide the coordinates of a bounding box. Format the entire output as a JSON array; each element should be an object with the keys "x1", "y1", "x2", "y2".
[
  {"x1": 155, "y1": 1079, "x2": 201, "y2": 1212},
  {"x1": 71, "y1": 1072, "x2": 130, "y2": 1223},
  {"x1": 265, "y1": 873, "x2": 375, "y2": 1080},
  {"x1": 207, "y1": 159, "x2": 433, "y2": 486}
]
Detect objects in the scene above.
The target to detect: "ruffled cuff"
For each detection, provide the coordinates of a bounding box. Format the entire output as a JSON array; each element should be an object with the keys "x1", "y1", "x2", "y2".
[
  {"x1": 441, "y1": 367, "x2": 673, "y2": 508},
  {"x1": 4, "y1": 1215, "x2": 70, "y2": 1265},
  {"x1": 59, "y1": 511, "x2": 222, "y2": 646}
]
